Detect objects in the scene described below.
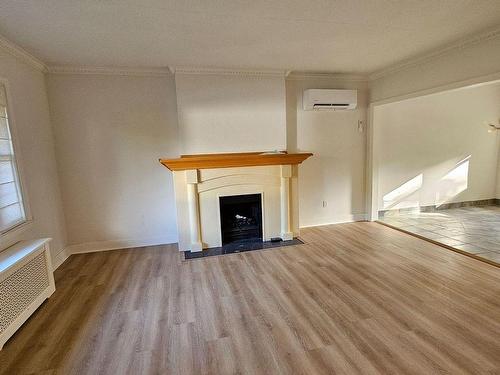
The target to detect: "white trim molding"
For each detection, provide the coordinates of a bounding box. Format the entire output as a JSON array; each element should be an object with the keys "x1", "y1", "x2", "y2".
[
  {"x1": 370, "y1": 72, "x2": 500, "y2": 107},
  {"x1": 65, "y1": 235, "x2": 178, "y2": 255},
  {"x1": 51, "y1": 247, "x2": 70, "y2": 271},
  {"x1": 170, "y1": 66, "x2": 288, "y2": 78},
  {"x1": 1, "y1": 26, "x2": 499, "y2": 83},
  {"x1": 51, "y1": 235, "x2": 178, "y2": 270},
  {"x1": 369, "y1": 25, "x2": 500, "y2": 81},
  {"x1": 300, "y1": 214, "x2": 368, "y2": 229},
  {"x1": 46, "y1": 65, "x2": 171, "y2": 77},
  {"x1": 287, "y1": 71, "x2": 369, "y2": 82},
  {"x1": 0, "y1": 35, "x2": 47, "y2": 72}
]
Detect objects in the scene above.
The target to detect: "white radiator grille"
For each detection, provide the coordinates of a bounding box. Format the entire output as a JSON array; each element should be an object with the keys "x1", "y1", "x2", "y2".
[{"x1": 0, "y1": 253, "x2": 49, "y2": 333}]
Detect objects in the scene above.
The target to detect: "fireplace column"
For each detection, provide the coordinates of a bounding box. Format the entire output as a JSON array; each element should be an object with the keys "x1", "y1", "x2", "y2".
[
  {"x1": 280, "y1": 165, "x2": 293, "y2": 241},
  {"x1": 186, "y1": 169, "x2": 203, "y2": 252}
]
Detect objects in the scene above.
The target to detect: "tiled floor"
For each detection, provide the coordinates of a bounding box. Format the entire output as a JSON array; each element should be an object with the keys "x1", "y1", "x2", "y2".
[{"x1": 379, "y1": 205, "x2": 500, "y2": 264}]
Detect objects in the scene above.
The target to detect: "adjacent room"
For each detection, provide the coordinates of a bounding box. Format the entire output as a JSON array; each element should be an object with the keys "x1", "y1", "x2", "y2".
[
  {"x1": 375, "y1": 81, "x2": 500, "y2": 264},
  {"x1": 0, "y1": 1, "x2": 499, "y2": 374}
]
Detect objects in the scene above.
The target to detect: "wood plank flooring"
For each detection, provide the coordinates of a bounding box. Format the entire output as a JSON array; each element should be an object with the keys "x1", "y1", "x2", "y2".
[{"x1": 1, "y1": 222, "x2": 500, "y2": 374}]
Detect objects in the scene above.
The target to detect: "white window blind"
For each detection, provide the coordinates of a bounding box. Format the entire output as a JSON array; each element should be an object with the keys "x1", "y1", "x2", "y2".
[{"x1": 0, "y1": 84, "x2": 26, "y2": 233}]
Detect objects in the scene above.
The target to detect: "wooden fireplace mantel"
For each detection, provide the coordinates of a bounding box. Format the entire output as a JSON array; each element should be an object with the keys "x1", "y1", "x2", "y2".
[{"x1": 159, "y1": 151, "x2": 313, "y2": 171}]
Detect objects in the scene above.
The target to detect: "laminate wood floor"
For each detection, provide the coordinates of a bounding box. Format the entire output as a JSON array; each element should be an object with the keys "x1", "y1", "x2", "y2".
[{"x1": 1, "y1": 222, "x2": 500, "y2": 374}]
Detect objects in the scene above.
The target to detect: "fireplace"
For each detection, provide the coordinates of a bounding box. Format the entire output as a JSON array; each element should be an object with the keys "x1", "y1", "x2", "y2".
[
  {"x1": 219, "y1": 194, "x2": 263, "y2": 245},
  {"x1": 160, "y1": 152, "x2": 313, "y2": 252}
]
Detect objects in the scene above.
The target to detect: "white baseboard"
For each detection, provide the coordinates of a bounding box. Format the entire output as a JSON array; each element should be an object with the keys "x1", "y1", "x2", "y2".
[
  {"x1": 67, "y1": 236, "x2": 178, "y2": 255},
  {"x1": 52, "y1": 247, "x2": 70, "y2": 271},
  {"x1": 51, "y1": 215, "x2": 368, "y2": 270},
  {"x1": 299, "y1": 213, "x2": 368, "y2": 229},
  {"x1": 51, "y1": 235, "x2": 178, "y2": 270}
]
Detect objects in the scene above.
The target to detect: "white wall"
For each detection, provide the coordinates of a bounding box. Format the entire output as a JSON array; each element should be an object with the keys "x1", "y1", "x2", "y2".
[
  {"x1": 0, "y1": 50, "x2": 67, "y2": 264},
  {"x1": 46, "y1": 74, "x2": 179, "y2": 252},
  {"x1": 286, "y1": 76, "x2": 368, "y2": 226},
  {"x1": 45, "y1": 71, "x2": 368, "y2": 253},
  {"x1": 374, "y1": 82, "x2": 500, "y2": 212},
  {"x1": 175, "y1": 73, "x2": 286, "y2": 154},
  {"x1": 371, "y1": 33, "x2": 500, "y2": 103},
  {"x1": 4, "y1": 27, "x2": 496, "y2": 258}
]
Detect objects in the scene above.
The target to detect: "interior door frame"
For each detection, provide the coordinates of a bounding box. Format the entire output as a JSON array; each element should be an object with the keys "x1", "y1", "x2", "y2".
[{"x1": 365, "y1": 72, "x2": 500, "y2": 221}]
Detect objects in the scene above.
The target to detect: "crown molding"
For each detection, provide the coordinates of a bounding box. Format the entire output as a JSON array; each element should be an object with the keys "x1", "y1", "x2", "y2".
[
  {"x1": 1, "y1": 25, "x2": 497, "y2": 84},
  {"x1": 369, "y1": 25, "x2": 500, "y2": 81},
  {"x1": 0, "y1": 35, "x2": 47, "y2": 72},
  {"x1": 286, "y1": 71, "x2": 369, "y2": 82},
  {"x1": 170, "y1": 66, "x2": 288, "y2": 78},
  {"x1": 46, "y1": 65, "x2": 172, "y2": 76}
]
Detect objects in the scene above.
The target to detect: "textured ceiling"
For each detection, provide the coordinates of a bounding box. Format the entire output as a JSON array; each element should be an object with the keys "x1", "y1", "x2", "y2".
[{"x1": 0, "y1": 0, "x2": 499, "y2": 73}]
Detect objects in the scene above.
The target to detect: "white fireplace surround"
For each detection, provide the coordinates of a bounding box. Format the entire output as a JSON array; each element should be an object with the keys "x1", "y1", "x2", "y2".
[{"x1": 173, "y1": 164, "x2": 299, "y2": 252}]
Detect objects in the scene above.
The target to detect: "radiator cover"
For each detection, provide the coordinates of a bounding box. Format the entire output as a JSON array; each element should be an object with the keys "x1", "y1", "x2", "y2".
[{"x1": 0, "y1": 239, "x2": 55, "y2": 349}]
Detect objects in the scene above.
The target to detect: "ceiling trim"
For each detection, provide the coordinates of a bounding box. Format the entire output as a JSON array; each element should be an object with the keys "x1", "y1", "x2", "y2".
[
  {"x1": 369, "y1": 25, "x2": 500, "y2": 81},
  {"x1": 0, "y1": 35, "x2": 47, "y2": 72},
  {"x1": 46, "y1": 65, "x2": 171, "y2": 76},
  {"x1": 1, "y1": 25, "x2": 498, "y2": 85},
  {"x1": 287, "y1": 71, "x2": 368, "y2": 82},
  {"x1": 170, "y1": 66, "x2": 288, "y2": 78}
]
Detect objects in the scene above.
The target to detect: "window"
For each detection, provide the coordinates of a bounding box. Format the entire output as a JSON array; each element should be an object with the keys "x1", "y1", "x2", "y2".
[{"x1": 0, "y1": 83, "x2": 27, "y2": 234}]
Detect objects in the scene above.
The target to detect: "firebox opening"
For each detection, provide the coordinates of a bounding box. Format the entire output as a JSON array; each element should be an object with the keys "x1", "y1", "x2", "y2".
[{"x1": 219, "y1": 194, "x2": 263, "y2": 245}]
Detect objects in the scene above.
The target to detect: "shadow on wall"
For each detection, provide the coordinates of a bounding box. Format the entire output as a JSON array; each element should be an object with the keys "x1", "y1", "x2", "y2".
[{"x1": 382, "y1": 155, "x2": 471, "y2": 210}]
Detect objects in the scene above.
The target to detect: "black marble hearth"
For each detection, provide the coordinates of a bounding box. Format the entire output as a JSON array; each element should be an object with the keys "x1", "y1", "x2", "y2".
[{"x1": 184, "y1": 238, "x2": 304, "y2": 260}]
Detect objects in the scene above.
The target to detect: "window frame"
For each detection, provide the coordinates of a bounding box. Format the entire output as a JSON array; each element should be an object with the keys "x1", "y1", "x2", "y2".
[{"x1": 0, "y1": 78, "x2": 33, "y2": 249}]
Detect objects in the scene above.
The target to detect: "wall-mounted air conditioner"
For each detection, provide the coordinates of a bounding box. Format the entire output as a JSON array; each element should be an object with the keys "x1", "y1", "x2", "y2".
[{"x1": 303, "y1": 89, "x2": 357, "y2": 110}]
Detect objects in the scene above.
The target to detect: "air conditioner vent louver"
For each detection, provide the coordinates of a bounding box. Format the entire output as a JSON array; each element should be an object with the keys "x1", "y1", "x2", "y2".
[{"x1": 303, "y1": 89, "x2": 357, "y2": 110}]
